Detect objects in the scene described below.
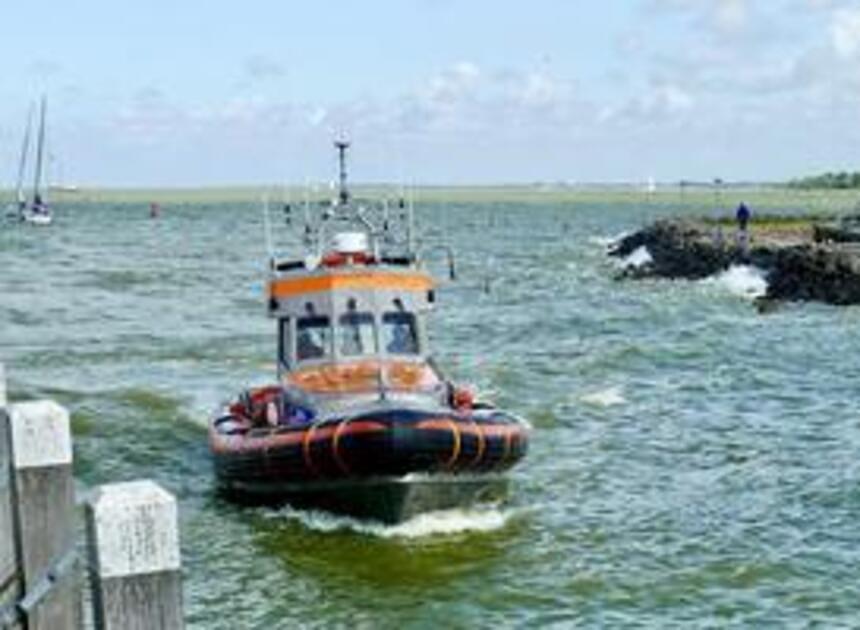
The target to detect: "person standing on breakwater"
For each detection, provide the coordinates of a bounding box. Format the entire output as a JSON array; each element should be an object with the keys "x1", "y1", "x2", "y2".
[
  {"x1": 735, "y1": 202, "x2": 751, "y2": 257},
  {"x1": 736, "y1": 202, "x2": 751, "y2": 231}
]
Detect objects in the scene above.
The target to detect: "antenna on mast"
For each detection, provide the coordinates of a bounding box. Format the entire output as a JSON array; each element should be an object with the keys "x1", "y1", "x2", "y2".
[{"x1": 335, "y1": 137, "x2": 350, "y2": 206}]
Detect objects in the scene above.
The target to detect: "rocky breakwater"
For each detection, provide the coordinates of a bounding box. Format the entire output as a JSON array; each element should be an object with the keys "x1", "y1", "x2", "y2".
[{"x1": 609, "y1": 218, "x2": 860, "y2": 306}]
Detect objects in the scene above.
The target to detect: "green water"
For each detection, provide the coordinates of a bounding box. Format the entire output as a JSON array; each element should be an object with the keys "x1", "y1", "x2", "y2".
[{"x1": 3, "y1": 199, "x2": 860, "y2": 627}]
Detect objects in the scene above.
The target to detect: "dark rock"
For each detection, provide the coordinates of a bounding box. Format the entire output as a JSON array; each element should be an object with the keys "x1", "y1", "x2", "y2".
[
  {"x1": 610, "y1": 220, "x2": 742, "y2": 280},
  {"x1": 610, "y1": 219, "x2": 860, "y2": 307},
  {"x1": 813, "y1": 215, "x2": 860, "y2": 244},
  {"x1": 766, "y1": 245, "x2": 860, "y2": 304}
]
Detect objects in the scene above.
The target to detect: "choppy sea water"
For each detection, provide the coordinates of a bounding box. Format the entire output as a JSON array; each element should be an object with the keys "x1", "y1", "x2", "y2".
[{"x1": 3, "y1": 198, "x2": 860, "y2": 627}]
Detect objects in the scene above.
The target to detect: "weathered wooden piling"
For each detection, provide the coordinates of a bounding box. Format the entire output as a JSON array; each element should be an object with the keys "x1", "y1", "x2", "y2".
[
  {"x1": 0, "y1": 364, "x2": 21, "y2": 629},
  {"x1": 7, "y1": 399, "x2": 80, "y2": 629},
  {"x1": 0, "y1": 364, "x2": 5, "y2": 410},
  {"x1": 1, "y1": 364, "x2": 187, "y2": 629},
  {"x1": 86, "y1": 480, "x2": 184, "y2": 630}
]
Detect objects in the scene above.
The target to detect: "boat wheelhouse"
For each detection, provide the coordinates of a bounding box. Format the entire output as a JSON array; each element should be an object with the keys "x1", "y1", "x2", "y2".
[{"x1": 271, "y1": 237, "x2": 438, "y2": 402}]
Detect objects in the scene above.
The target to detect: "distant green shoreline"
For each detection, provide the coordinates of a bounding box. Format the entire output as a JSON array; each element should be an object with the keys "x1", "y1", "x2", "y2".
[
  {"x1": 3, "y1": 184, "x2": 859, "y2": 211},
  {"x1": 788, "y1": 172, "x2": 860, "y2": 190}
]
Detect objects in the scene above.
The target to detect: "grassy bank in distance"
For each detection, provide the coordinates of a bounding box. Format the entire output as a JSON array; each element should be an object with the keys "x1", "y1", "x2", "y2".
[{"x1": 4, "y1": 184, "x2": 859, "y2": 213}]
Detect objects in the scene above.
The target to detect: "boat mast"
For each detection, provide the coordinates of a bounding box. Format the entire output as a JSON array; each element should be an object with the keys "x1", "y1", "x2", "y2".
[
  {"x1": 31, "y1": 96, "x2": 47, "y2": 206},
  {"x1": 262, "y1": 193, "x2": 275, "y2": 268},
  {"x1": 15, "y1": 103, "x2": 35, "y2": 213},
  {"x1": 335, "y1": 139, "x2": 350, "y2": 206}
]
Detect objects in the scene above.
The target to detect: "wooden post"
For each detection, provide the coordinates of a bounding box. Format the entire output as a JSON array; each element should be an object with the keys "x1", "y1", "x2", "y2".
[
  {"x1": 0, "y1": 364, "x2": 23, "y2": 629},
  {"x1": 8, "y1": 400, "x2": 79, "y2": 629},
  {"x1": 86, "y1": 480, "x2": 184, "y2": 630}
]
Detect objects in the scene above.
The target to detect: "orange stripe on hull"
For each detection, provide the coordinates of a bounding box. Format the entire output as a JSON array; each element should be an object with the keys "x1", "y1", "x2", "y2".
[
  {"x1": 414, "y1": 418, "x2": 457, "y2": 431},
  {"x1": 270, "y1": 271, "x2": 434, "y2": 298},
  {"x1": 467, "y1": 420, "x2": 486, "y2": 467},
  {"x1": 443, "y1": 419, "x2": 462, "y2": 470},
  {"x1": 503, "y1": 431, "x2": 512, "y2": 463},
  {"x1": 331, "y1": 419, "x2": 352, "y2": 474}
]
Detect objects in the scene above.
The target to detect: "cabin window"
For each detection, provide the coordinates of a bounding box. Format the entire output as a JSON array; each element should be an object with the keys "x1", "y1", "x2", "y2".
[
  {"x1": 382, "y1": 312, "x2": 419, "y2": 355},
  {"x1": 297, "y1": 316, "x2": 332, "y2": 361},
  {"x1": 338, "y1": 312, "x2": 377, "y2": 356}
]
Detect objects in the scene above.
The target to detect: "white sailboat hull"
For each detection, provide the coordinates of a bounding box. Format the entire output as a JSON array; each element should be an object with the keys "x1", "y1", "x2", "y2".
[{"x1": 22, "y1": 212, "x2": 52, "y2": 226}]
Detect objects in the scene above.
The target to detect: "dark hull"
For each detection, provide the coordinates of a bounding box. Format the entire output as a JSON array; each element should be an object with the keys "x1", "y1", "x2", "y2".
[
  {"x1": 217, "y1": 474, "x2": 510, "y2": 524},
  {"x1": 210, "y1": 407, "x2": 528, "y2": 522}
]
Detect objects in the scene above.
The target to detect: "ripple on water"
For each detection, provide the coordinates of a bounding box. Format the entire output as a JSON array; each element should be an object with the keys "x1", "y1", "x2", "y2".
[
  {"x1": 579, "y1": 386, "x2": 627, "y2": 408},
  {"x1": 4, "y1": 200, "x2": 860, "y2": 626}
]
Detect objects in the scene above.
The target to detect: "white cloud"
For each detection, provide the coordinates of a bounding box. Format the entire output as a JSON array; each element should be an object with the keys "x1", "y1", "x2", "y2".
[
  {"x1": 29, "y1": 59, "x2": 63, "y2": 78},
  {"x1": 71, "y1": 2, "x2": 860, "y2": 188},
  {"x1": 660, "y1": 83, "x2": 695, "y2": 111},
  {"x1": 714, "y1": 0, "x2": 748, "y2": 32},
  {"x1": 243, "y1": 54, "x2": 287, "y2": 80},
  {"x1": 113, "y1": 88, "x2": 184, "y2": 143},
  {"x1": 642, "y1": 0, "x2": 753, "y2": 35},
  {"x1": 306, "y1": 106, "x2": 327, "y2": 127},
  {"x1": 832, "y1": 8, "x2": 860, "y2": 57},
  {"x1": 111, "y1": 88, "x2": 301, "y2": 148},
  {"x1": 520, "y1": 70, "x2": 567, "y2": 108},
  {"x1": 599, "y1": 81, "x2": 695, "y2": 125},
  {"x1": 422, "y1": 61, "x2": 481, "y2": 106},
  {"x1": 391, "y1": 60, "x2": 588, "y2": 137}
]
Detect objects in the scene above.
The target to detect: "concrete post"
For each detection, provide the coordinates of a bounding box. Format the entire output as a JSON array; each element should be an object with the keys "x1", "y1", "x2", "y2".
[
  {"x1": 8, "y1": 400, "x2": 79, "y2": 629},
  {"x1": 86, "y1": 480, "x2": 184, "y2": 630}
]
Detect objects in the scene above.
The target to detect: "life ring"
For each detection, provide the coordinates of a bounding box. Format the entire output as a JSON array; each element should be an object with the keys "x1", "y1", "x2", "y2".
[{"x1": 322, "y1": 251, "x2": 374, "y2": 267}]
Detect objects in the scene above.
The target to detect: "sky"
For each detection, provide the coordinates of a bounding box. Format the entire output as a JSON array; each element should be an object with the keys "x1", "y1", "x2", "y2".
[{"x1": 1, "y1": 0, "x2": 859, "y2": 186}]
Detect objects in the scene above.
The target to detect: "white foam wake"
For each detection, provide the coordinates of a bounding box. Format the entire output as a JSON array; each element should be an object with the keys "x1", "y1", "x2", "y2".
[
  {"x1": 589, "y1": 231, "x2": 630, "y2": 248},
  {"x1": 705, "y1": 265, "x2": 768, "y2": 299},
  {"x1": 621, "y1": 245, "x2": 653, "y2": 269},
  {"x1": 265, "y1": 505, "x2": 515, "y2": 539},
  {"x1": 580, "y1": 386, "x2": 626, "y2": 408}
]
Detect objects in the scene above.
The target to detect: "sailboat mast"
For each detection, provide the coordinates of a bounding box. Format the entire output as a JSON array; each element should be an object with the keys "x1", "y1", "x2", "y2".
[
  {"x1": 15, "y1": 103, "x2": 34, "y2": 208},
  {"x1": 32, "y1": 96, "x2": 47, "y2": 203}
]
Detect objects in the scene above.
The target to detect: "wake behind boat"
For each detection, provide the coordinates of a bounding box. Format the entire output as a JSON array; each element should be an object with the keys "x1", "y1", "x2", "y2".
[{"x1": 209, "y1": 141, "x2": 530, "y2": 523}]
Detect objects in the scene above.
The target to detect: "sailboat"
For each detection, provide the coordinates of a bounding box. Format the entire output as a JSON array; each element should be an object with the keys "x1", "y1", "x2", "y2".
[
  {"x1": 16, "y1": 97, "x2": 53, "y2": 226},
  {"x1": 4, "y1": 105, "x2": 32, "y2": 221}
]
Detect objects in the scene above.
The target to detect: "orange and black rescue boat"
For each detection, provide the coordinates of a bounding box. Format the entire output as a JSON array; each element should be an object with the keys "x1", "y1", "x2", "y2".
[{"x1": 209, "y1": 141, "x2": 529, "y2": 523}]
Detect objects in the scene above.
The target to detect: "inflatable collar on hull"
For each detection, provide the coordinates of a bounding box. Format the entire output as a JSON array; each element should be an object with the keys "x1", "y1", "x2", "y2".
[{"x1": 210, "y1": 405, "x2": 529, "y2": 488}]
